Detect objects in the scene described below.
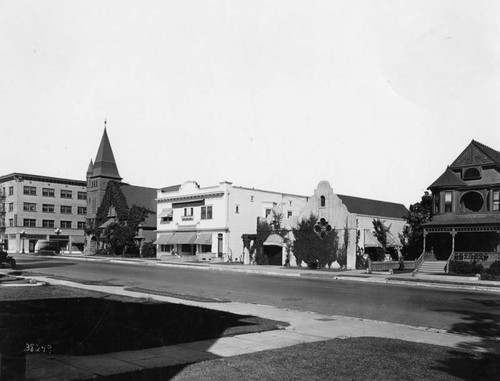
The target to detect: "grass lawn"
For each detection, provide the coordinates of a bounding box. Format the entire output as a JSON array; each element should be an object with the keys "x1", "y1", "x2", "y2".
[{"x1": 162, "y1": 337, "x2": 499, "y2": 381}]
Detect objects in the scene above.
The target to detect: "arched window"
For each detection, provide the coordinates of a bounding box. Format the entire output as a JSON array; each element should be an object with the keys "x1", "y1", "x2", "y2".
[
  {"x1": 463, "y1": 167, "x2": 481, "y2": 180},
  {"x1": 460, "y1": 191, "x2": 483, "y2": 212},
  {"x1": 320, "y1": 196, "x2": 326, "y2": 207}
]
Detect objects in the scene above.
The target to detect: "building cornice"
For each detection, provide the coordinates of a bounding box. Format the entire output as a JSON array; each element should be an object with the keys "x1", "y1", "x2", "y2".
[{"x1": 157, "y1": 192, "x2": 225, "y2": 204}]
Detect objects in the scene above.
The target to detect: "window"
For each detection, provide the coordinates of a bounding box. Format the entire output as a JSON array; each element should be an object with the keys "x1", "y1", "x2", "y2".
[
  {"x1": 320, "y1": 196, "x2": 326, "y2": 207},
  {"x1": 8, "y1": 203, "x2": 13, "y2": 212},
  {"x1": 434, "y1": 194, "x2": 440, "y2": 213},
  {"x1": 9, "y1": 219, "x2": 13, "y2": 227},
  {"x1": 60, "y1": 205, "x2": 72, "y2": 214},
  {"x1": 42, "y1": 204, "x2": 55, "y2": 213},
  {"x1": 160, "y1": 244, "x2": 173, "y2": 253},
  {"x1": 77, "y1": 206, "x2": 87, "y2": 215},
  {"x1": 444, "y1": 191, "x2": 453, "y2": 213},
  {"x1": 61, "y1": 190, "x2": 72, "y2": 199},
  {"x1": 23, "y1": 202, "x2": 36, "y2": 212},
  {"x1": 460, "y1": 192, "x2": 483, "y2": 212},
  {"x1": 184, "y1": 207, "x2": 193, "y2": 217},
  {"x1": 61, "y1": 221, "x2": 72, "y2": 229},
  {"x1": 42, "y1": 188, "x2": 55, "y2": 197},
  {"x1": 78, "y1": 191, "x2": 87, "y2": 200},
  {"x1": 92, "y1": 198, "x2": 96, "y2": 213},
  {"x1": 463, "y1": 167, "x2": 481, "y2": 180},
  {"x1": 265, "y1": 208, "x2": 272, "y2": 218},
  {"x1": 235, "y1": 205, "x2": 240, "y2": 214},
  {"x1": 201, "y1": 206, "x2": 213, "y2": 220},
  {"x1": 78, "y1": 221, "x2": 86, "y2": 229},
  {"x1": 23, "y1": 219, "x2": 36, "y2": 227},
  {"x1": 289, "y1": 200, "x2": 293, "y2": 206},
  {"x1": 250, "y1": 196, "x2": 254, "y2": 202},
  {"x1": 23, "y1": 186, "x2": 36, "y2": 196},
  {"x1": 8, "y1": 186, "x2": 13, "y2": 196},
  {"x1": 287, "y1": 211, "x2": 293, "y2": 218},
  {"x1": 161, "y1": 216, "x2": 173, "y2": 224},
  {"x1": 493, "y1": 190, "x2": 500, "y2": 211},
  {"x1": 42, "y1": 220, "x2": 55, "y2": 228}
]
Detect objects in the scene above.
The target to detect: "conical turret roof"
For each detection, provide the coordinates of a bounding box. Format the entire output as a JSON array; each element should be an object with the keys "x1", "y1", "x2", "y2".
[
  {"x1": 86, "y1": 159, "x2": 94, "y2": 177},
  {"x1": 92, "y1": 128, "x2": 122, "y2": 180}
]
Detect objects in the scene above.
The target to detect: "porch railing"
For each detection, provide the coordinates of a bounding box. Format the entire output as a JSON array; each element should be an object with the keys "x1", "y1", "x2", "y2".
[
  {"x1": 414, "y1": 251, "x2": 426, "y2": 273},
  {"x1": 445, "y1": 251, "x2": 455, "y2": 274}
]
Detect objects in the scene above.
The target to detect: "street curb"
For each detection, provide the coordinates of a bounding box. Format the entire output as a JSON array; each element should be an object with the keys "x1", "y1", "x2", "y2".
[{"x1": 11, "y1": 253, "x2": 500, "y2": 293}]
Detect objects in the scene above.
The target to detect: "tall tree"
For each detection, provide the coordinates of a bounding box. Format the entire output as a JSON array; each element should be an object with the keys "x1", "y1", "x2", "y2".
[{"x1": 399, "y1": 191, "x2": 432, "y2": 259}]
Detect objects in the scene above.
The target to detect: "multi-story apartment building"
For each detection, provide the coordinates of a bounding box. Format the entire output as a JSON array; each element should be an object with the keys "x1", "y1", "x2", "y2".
[{"x1": 0, "y1": 173, "x2": 87, "y2": 253}]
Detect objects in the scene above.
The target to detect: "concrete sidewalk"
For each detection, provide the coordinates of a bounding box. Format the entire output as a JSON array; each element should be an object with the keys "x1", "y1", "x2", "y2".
[
  {"x1": 11, "y1": 252, "x2": 500, "y2": 293},
  {"x1": 10, "y1": 275, "x2": 500, "y2": 380}
]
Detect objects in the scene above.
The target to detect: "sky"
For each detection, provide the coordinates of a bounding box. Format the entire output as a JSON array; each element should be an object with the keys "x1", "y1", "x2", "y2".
[{"x1": 1, "y1": 0, "x2": 499, "y2": 207}]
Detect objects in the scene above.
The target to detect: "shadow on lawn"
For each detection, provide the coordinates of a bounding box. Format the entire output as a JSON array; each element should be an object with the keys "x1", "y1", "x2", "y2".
[
  {"x1": 12, "y1": 260, "x2": 76, "y2": 270},
  {"x1": 432, "y1": 299, "x2": 500, "y2": 380},
  {"x1": 0, "y1": 296, "x2": 282, "y2": 380}
]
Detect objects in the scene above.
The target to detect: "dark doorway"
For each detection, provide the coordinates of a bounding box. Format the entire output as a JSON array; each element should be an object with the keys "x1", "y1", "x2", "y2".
[{"x1": 264, "y1": 245, "x2": 283, "y2": 266}]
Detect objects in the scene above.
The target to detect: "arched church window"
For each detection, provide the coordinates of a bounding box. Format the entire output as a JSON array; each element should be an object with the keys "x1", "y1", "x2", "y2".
[{"x1": 320, "y1": 196, "x2": 326, "y2": 207}]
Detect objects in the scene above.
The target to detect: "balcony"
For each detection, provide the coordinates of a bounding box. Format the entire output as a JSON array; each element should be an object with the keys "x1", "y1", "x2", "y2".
[{"x1": 181, "y1": 216, "x2": 194, "y2": 222}]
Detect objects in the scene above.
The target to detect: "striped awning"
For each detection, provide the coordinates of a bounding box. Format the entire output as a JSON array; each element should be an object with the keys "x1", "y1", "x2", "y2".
[
  {"x1": 364, "y1": 230, "x2": 382, "y2": 248},
  {"x1": 159, "y1": 208, "x2": 173, "y2": 218},
  {"x1": 154, "y1": 233, "x2": 174, "y2": 245},
  {"x1": 194, "y1": 233, "x2": 212, "y2": 245},
  {"x1": 168, "y1": 232, "x2": 197, "y2": 244},
  {"x1": 263, "y1": 234, "x2": 284, "y2": 247}
]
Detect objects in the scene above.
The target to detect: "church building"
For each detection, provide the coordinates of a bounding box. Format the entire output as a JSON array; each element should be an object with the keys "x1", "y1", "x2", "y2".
[{"x1": 85, "y1": 126, "x2": 159, "y2": 254}]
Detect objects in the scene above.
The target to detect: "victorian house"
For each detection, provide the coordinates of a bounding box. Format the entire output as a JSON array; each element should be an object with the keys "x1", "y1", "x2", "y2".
[{"x1": 421, "y1": 140, "x2": 500, "y2": 272}]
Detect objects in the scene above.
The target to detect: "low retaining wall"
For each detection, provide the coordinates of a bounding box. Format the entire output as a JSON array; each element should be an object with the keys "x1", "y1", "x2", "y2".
[{"x1": 368, "y1": 260, "x2": 416, "y2": 272}]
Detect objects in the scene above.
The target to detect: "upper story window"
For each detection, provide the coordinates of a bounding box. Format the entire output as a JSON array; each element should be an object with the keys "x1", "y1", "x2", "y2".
[
  {"x1": 43, "y1": 204, "x2": 55, "y2": 213},
  {"x1": 8, "y1": 203, "x2": 13, "y2": 212},
  {"x1": 42, "y1": 188, "x2": 55, "y2": 197},
  {"x1": 8, "y1": 186, "x2": 14, "y2": 196},
  {"x1": 184, "y1": 207, "x2": 193, "y2": 217},
  {"x1": 434, "y1": 193, "x2": 440, "y2": 214},
  {"x1": 250, "y1": 196, "x2": 254, "y2": 202},
  {"x1": 201, "y1": 206, "x2": 213, "y2": 220},
  {"x1": 265, "y1": 208, "x2": 272, "y2": 218},
  {"x1": 463, "y1": 167, "x2": 481, "y2": 180},
  {"x1": 78, "y1": 221, "x2": 86, "y2": 229},
  {"x1": 60, "y1": 205, "x2": 72, "y2": 214},
  {"x1": 460, "y1": 191, "x2": 483, "y2": 212},
  {"x1": 493, "y1": 190, "x2": 500, "y2": 211},
  {"x1": 320, "y1": 196, "x2": 326, "y2": 207},
  {"x1": 235, "y1": 205, "x2": 240, "y2": 214},
  {"x1": 23, "y1": 186, "x2": 36, "y2": 196},
  {"x1": 61, "y1": 220, "x2": 72, "y2": 229},
  {"x1": 77, "y1": 206, "x2": 87, "y2": 215},
  {"x1": 23, "y1": 218, "x2": 36, "y2": 227},
  {"x1": 78, "y1": 191, "x2": 87, "y2": 200},
  {"x1": 61, "y1": 190, "x2": 72, "y2": 199},
  {"x1": 23, "y1": 202, "x2": 36, "y2": 212},
  {"x1": 444, "y1": 191, "x2": 453, "y2": 213},
  {"x1": 287, "y1": 211, "x2": 293, "y2": 218}
]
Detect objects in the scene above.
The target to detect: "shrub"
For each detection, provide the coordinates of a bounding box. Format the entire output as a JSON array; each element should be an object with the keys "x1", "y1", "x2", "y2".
[
  {"x1": 485, "y1": 261, "x2": 500, "y2": 277},
  {"x1": 449, "y1": 260, "x2": 483, "y2": 275}
]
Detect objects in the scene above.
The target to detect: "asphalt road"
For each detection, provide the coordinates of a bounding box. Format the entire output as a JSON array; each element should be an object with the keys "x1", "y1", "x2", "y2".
[{"x1": 11, "y1": 255, "x2": 500, "y2": 337}]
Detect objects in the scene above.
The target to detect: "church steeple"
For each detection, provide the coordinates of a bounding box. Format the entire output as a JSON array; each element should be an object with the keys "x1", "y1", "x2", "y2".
[{"x1": 92, "y1": 125, "x2": 122, "y2": 180}]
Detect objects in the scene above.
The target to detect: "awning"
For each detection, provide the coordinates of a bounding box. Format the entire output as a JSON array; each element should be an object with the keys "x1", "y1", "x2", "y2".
[
  {"x1": 364, "y1": 230, "x2": 382, "y2": 248},
  {"x1": 194, "y1": 233, "x2": 213, "y2": 245},
  {"x1": 263, "y1": 234, "x2": 284, "y2": 247},
  {"x1": 99, "y1": 218, "x2": 116, "y2": 229},
  {"x1": 154, "y1": 233, "x2": 174, "y2": 245},
  {"x1": 71, "y1": 236, "x2": 85, "y2": 244},
  {"x1": 159, "y1": 208, "x2": 173, "y2": 218},
  {"x1": 168, "y1": 232, "x2": 197, "y2": 244}
]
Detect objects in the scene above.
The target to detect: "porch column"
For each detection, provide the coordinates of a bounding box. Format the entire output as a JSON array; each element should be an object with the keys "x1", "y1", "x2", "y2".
[
  {"x1": 422, "y1": 229, "x2": 428, "y2": 254},
  {"x1": 451, "y1": 229, "x2": 456, "y2": 255}
]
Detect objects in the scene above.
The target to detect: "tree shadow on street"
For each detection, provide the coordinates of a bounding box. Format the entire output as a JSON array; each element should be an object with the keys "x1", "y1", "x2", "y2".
[{"x1": 431, "y1": 299, "x2": 500, "y2": 380}]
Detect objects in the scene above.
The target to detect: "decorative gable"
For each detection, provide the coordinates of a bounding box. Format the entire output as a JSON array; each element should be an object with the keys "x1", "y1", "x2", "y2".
[{"x1": 450, "y1": 142, "x2": 495, "y2": 168}]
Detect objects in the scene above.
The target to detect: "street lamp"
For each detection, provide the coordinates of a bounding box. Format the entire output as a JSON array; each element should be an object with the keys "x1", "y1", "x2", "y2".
[
  {"x1": 54, "y1": 228, "x2": 61, "y2": 254},
  {"x1": 20, "y1": 230, "x2": 26, "y2": 253}
]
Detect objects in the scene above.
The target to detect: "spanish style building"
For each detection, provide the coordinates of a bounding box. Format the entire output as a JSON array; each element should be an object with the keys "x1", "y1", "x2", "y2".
[
  {"x1": 422, "y1": 140, "x2": 500, "y2": 270},
  {"x1": 0, "y1": 173, "x2": 87, "y2": 253},
  {"x1": 156, "y1": 180, "x2": 408, "y2": 269}
]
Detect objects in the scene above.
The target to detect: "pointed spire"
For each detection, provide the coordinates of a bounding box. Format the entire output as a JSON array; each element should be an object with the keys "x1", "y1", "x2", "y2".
[
  {"x1": 86, "y1": 159, "x2": 94, "y2": 177},
  {"x1": 92, "y1": 124, "x2": 122, "y2": 180}
]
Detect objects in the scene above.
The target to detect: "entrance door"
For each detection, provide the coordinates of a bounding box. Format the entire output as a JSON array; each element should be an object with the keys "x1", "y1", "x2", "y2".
[{"x1": 264, "y1": 245, "x2": 283, "y2": 266}]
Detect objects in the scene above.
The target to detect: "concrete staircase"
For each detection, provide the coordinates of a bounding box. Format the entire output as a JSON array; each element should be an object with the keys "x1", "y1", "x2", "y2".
[{"x1": 417, "y1": 260, "x2": 447, "y2": 274}]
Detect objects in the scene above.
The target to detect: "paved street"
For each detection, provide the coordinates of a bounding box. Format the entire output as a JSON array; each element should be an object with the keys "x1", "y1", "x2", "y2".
[{"x1": 11, "y1": 255, "x2": 500, "y2": 335}]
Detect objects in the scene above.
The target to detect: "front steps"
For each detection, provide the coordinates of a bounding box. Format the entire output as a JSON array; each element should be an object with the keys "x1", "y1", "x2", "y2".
[{"x1": 417, "y1": 260, "x2": 448, "y2": 274}]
